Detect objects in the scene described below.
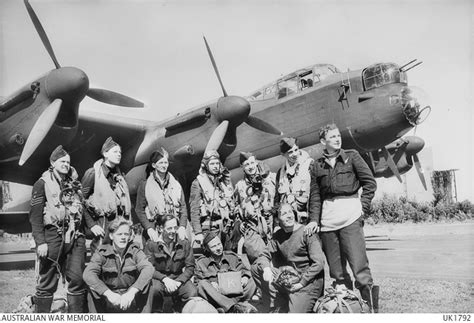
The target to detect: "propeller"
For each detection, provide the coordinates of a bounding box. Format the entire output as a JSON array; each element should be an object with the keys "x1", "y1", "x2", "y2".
[
  {"x1": 206, "y1": 120, "x2": 229, "y2": 152},
  {"x1": 24, "y1": 0, "x2": 143, "y2": 108},
  {"x1": 202, "y1": 36, "x2": 282, "y2": 151},
  {"x1": 413, "y1": 154, "x2": 427, "y2": 190},
  {"x1": 381, "y1": 146, "x2": 402, "y2": 183},
  {"x1": 19, "y1": 99, "x2": 62, "y2": 166}
]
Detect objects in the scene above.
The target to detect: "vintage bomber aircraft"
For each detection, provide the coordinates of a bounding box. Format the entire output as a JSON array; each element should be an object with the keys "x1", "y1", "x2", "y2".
[{"x1": 0, "y1": 0, "x2": 430, "y2": 233}]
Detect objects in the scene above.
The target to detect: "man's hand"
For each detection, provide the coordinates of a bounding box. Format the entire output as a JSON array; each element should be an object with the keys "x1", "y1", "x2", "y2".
[
  {"x1": 194, "y1": 233, "x2": 204, "y2": 245},
  {"x1": 241, "y1": 276, "x2": 249, "y2": 287},
  {"x1": 304, "y1": 222, "x2": 319, "y2": 236},
  {"x1": 163, "y1": 277, "x2": 179, "y2": 294},
  {"x1": 211, "y1": 281, "x2": 219, "y2": 290},
  {"x1": 177, "y1": 226, "x2": 187, "y2": 240},
  {"x1": 37, "y1": 243, "x2": 48, "y2": 258},
  {"x1": 119, "y1": 287, "x2": 138, "y2": 311},
  {"x1": 263, "y1": 267, "x2": 273, "y2": 283},
  {"x1": 91, "y1": 225, "x2": 105, "y2": 237},
  {"x1": 289, "y1": 283, "x2": 304, "y2": 293},
  {"x1": 147, "y1": 228, "x2": 159, "y2": 242},
  {"x1": 104, "y1": 290, "x2": 121, "y2": 307}
]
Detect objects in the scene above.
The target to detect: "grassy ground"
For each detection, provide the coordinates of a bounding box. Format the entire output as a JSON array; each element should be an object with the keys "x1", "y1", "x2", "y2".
[{"x1": 1, "y1": 269, "x2": 472, "y2": 313}]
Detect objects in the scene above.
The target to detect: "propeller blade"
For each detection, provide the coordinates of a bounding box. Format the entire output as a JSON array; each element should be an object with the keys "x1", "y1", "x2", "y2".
[
  {"x1": 19, "y1": 98, "x2": 62, "y2": 166},
  {"x1": 87, "y1": 88, "x2": 144, "y2": 108},
  {"x1": 206, "y1": 120, "x2": 229, "y2": 152},
  {"x1": 245, "y1": 116, "x2": 283, "y2": 135},
  {"x1": 203, "y1": 36, "x2": 228, "y2": 97},
  {"x1": 413, "y1": 154, "x2": 427, "y2": 190},
  {"x1": 24, "y1": 0, "x2": 61, "y2": 69},
  {"x1": 381, "y1": 146, "x2": 402, "y2": 183}
]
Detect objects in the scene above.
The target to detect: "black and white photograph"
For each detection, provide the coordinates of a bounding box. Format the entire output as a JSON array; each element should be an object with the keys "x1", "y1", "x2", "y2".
[{"x1": 0, "y1": 0, "x2": 472, "y2": 318}]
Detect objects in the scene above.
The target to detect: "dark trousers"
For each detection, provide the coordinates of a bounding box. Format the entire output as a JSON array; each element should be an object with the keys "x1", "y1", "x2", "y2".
[
  {"x1": 87, "y1": 284, "x2": 151, "y2": 313},
  {"x1": 320, "y1": 216, "x2": 373, "y2": 289},
  {"x1": 251, "y1": 263, "x2": 324, "y2": 313},
  {"x1": 145, "y1": 279, "x2": 197, "y2": 313},
  {"x1": 197, "y1": 278, "x2": 256, "y2": 311},
  {"x1": 36, "y1": 227, "x2": 86, "y2": 297}
]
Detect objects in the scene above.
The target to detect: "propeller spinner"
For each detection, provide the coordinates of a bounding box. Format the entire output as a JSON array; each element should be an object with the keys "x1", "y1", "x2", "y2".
[{"x1": 20, "y1": 0, "x2": 144, "y2": 166}]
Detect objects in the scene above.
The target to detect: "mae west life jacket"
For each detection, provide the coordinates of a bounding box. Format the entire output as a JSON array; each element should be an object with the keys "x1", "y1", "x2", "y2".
[
  {"x1": 277, "y1": 150, "x2": 313, "y2": 214},
  {"x1": 144, "y1": 172, "x2": 182, "y2": 220},
  {"x1": 86, "y1": 159, "x2": 131, "y2": 218}
]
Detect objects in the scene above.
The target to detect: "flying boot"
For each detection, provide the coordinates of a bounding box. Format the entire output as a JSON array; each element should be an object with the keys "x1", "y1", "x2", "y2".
[
  {"x1": 67, "y1": 292, "x2": 87, "y2": 313},
  {"x1": 359, "y1": 284, "x2": 379, "y2": 313},
  {"x1": 34, "y1": 295, "x2": 53, "y2": 313}
]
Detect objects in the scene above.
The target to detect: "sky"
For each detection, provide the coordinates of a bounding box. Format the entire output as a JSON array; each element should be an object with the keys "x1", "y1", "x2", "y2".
[{"x1": 1, "y1": 0, "x2": 472, "y2": 201}]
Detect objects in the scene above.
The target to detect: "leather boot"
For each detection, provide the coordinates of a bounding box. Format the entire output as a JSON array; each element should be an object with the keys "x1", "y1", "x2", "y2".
[
  {"x1": 35, "y1": 295, "x2": 53, "y2": 313},
  {"x1": 359, "y1": 285, "x2": 379, "y2": 313},
  {"x1": 372, "y1": 285, "x2": 380, "y2": 313},
  {"x1": 67, "y1": 293, "x2": 87, "y2": 313}
]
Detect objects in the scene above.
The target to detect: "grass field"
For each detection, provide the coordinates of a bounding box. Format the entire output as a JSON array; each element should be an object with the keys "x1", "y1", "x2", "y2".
[{"x1": 0, "y1": 269, "x2": 472, "y2": 313}]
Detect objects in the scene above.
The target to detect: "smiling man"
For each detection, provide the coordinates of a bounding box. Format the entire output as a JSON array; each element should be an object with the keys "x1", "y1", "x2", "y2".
[
  {"x1": 144, "y1": 214, "x2": 197, "y2": 312},
  {"x1": 29, "y1": 145, "x2": 87, "y2": 313},
  {"x1": 308, "y1": 123, "x2": 379, "y2": 312},
  {"x1": 251, "y1": 203, "x2": 325, "y2": 313}
]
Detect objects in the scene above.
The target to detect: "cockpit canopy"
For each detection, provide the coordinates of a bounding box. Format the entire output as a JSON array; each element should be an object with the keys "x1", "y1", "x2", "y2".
[
  {"x1": 362, "y1": 63, "x2": 407, "y2": 91},
  {"x1": 248, "y1": 64, "x2": 341, "y2": 101}
]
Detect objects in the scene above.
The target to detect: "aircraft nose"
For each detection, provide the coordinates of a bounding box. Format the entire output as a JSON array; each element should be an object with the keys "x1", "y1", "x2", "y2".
[
  {"x1": 401, "y1": 86, "x2": 430, "y2": 126},
  {"x1": 215, "y1": 95, "x2": 251, "y2": 126},
  {"x1": 404, "y1": 136, "x2": 425, "y2": 155},
  {"x1": 45, "y1": 67, "x2": 89, "y2": 102}
]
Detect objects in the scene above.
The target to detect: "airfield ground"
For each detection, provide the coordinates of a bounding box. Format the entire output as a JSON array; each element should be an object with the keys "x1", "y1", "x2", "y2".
[{"x1": 0, "y1": 220, "x2": 472, "y2": 313}]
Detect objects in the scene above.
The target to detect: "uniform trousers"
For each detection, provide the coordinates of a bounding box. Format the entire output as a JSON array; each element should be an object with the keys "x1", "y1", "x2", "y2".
[
  {"x1": 145, "y1": 279, "x2": 197, "y2": 312},
  {"x1": 320, "y1": 215, "x2": 373, "y2": 289},
  {"x1": 197, "y1": 278, "x2": 256, "y2": 311},
  {"x1": 36, "y1": 226, "x2": 86, "y2": 297},
  {"x1": 87, "y1": 284, "x2": 151, "y2": 313},
  {"x1": 251, "y1": 263, "x2": 324, "y2": 313}
]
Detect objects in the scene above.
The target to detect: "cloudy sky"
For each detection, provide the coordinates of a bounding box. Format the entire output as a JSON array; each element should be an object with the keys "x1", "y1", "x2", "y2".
[{"x1": 1, "y1": 0, "x2": 472, "y2": 200}]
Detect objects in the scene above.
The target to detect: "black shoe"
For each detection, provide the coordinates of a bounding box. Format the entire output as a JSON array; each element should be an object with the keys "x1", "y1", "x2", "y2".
[{"x1": 34, "y1": 296, "x2": 53, "y2": 313}]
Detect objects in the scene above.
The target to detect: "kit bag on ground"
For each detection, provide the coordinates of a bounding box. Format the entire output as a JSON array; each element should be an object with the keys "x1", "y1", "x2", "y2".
[{"x1": 313, "y1": 287, "x2": 370, "y2": 313}]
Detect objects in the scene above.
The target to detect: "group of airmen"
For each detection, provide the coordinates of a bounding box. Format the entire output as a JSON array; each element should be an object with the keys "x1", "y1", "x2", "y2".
[{"x1": 28, "y1": 123, "x2": 379, "y2": 313}]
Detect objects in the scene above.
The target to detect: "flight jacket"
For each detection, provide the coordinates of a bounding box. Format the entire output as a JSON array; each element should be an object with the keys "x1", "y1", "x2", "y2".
[{"x1": 308, "y1": 149, "x2": 376, "y2": 224}]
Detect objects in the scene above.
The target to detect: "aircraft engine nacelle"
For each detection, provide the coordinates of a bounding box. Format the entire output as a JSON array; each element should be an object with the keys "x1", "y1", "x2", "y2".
[{"x1": 373, "y1": 151, "x2": 412, "y2": 178}]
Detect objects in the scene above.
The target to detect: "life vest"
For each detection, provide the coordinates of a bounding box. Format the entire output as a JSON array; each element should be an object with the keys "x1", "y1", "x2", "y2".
[
  {"x1": 235, "y1": 166, "x2": 276, "y2": 215},
  {"x1": 144, "y1": 172, "x2": 182, "y2": 220},
  {"x1": 277, "y1": 150, "x2": 313, "y2": 213},
  {"x1": 86, "y1": 159, "x2": 131, "y2": 218},
  {"x1": 41, "y1": 168, "x2": 82, "y2": 230},
  {"x1": 196, "y1": 170, "x2": 234, "y2": 223}
]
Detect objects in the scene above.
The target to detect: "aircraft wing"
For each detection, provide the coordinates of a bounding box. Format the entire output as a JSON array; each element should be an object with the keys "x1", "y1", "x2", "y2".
[
  {"x1": 69, "y1": 109, "x2": 154, "y2": 175},
  {"x1": 0, "y1": 211, "x2": 31, "y2": 234}
]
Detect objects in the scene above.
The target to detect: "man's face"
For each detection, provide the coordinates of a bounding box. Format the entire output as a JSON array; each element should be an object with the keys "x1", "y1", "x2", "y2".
[
  {"x1": 51, "y1": 155, "x2": 70, "y2": 175},
  {"x1": 284, "y1": 145, "x2": 300, "y2": 165},
  {"x1": 110, "y1": 224, "x2": 131, "y2": 250},
  {"x1": 207, "y1": 158, "x2": 221, "y2": 175},
  {"x1": 242, "y1": 156, "x2": 257, "y2": 176},
  {"x1": 207, "y1": 236, "x2": 223, "y2": 257},
  {"x1": 321, "y1": 128, "x2": 342, "y2": 152},
  {"x1": 162, "y1": 218, "x2": 178, "y2": 242},
  {"x1": 104, "y1": 145, "x2": 122, "y2": 165},
  {"x1": 278, "y1": 204, "x2": 295, "y2": 229},
  {"x1": 153, "y1": 157, "x2": 169, "y2": 174}
]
